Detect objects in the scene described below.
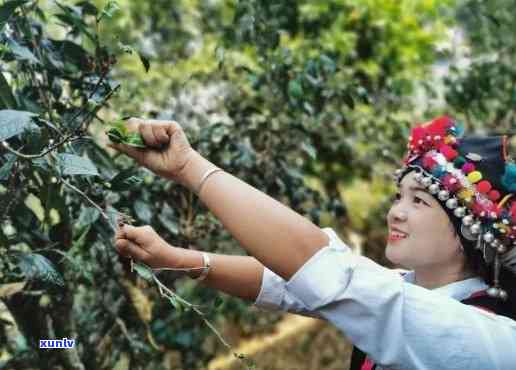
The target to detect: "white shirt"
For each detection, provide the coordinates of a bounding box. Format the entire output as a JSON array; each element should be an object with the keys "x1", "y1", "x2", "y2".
[{"x1": 253, "y1": 228, "x2": 516, "y2": 370}]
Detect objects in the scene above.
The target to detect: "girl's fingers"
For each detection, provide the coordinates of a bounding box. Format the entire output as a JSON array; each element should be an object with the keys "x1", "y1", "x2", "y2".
[
  {"x1": 152, "y1": 125, "x2": 170, "y2": 145},
  {"x1": 140, "y1": 123, "x2": 159, "y2": 147},
  {"x1": 114, "y1": 226, "x2": 126, "y2": 241},
  {"x1": 107, "y1": 141, "x2": 145, "y2": 163},
  {"x1": 121, "y1": 224, "x2": 151, "y2": 245},
  {"x1": 115, "y1": 238, "x2": 149, "y2": 261}
]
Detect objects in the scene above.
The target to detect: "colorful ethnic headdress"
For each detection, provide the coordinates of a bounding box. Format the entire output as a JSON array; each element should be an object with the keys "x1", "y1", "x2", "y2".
[{"x1": 394, "y1": 116, "x2": 516, "y2": 300}]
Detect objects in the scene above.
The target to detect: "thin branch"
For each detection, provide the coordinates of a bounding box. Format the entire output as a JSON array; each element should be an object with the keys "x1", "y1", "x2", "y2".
[
  {"x1": 144, "y1": 264, "x2": 255, "y2": 369},
  {"x1": 59, "y1": 178, "x2": 109, "y2": 221},
  {"x1": 1, "y1": 136, "x2": 90, "y2": 159}
]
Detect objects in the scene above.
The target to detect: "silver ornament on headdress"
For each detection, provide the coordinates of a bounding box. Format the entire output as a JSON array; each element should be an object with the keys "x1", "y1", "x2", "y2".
[
  {"x1": 486, "y1": 254, "x2": 508, "y2": 301},
  {"x1": 421, "y1": 177, "x2": 433, "y2": 188},
  {"x1": 499, "y1": 289, "x2": 509, "y2": 301},
  {"x1": 490, "y1": 239, "x2": 500, "y2": 249},
  {"x1": 462, "y1": 215, "x2": 474, "y2": 226},
  {"x1": 487, "y1": 287, "x2": 501, "y2": 298},
  {"x1": 428, "y1": 183, "x2": 440, "y2": 194},
  {"x1": 445, "y1": 198, "x2": 458, "y2": 209},
  {"x1": 438, "y1": 190, "x2": 450, "y2": 201},
  {"x1": 497, "y1": 245, "x2": 507, "y2": 254},
  {"x1": 470, "y1": 222, "x2": 482, "y2": 235},
  {"x1": 414, "y1": 171, "x2": 424, "y2": 182},
  {"x1": 454, "y1": 207, "x2": 467, "y2": 218},
  {"x1": 483, "y1": 232, "x2": 495, "y2": 243},
  {"x1": 460, "y1": 223, "x2": 477, "y2": 241}
]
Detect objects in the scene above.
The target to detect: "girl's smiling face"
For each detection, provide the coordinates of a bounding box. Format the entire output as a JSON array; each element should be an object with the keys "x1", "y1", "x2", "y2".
[{"x1": 385, "y1": 171, "x2": 466, "y2": 272}]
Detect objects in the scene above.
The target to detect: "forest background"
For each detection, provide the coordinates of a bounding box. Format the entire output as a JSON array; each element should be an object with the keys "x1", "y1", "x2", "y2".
[{"x1": 1, "y1": 0, "x2": 515, "y2": 369}]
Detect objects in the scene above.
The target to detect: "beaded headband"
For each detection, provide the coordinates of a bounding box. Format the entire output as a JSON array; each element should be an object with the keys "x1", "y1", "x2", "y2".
[{"x1": 393, "y1": 116, "x2": 516, "y2": 300}]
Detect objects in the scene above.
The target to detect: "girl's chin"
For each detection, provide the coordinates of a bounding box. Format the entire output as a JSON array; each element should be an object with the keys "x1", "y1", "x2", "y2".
[{"x1": 385, "y1": 245, "x2": 407, "y2": 265}]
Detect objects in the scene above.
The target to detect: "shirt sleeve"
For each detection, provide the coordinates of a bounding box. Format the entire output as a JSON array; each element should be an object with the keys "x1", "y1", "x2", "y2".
[
  {"x1": 282, "y1": 229, "x2": 516, "y2": 370},
  {"x1": 253, "y1": 228, "x2": 349, "y2": 319}
]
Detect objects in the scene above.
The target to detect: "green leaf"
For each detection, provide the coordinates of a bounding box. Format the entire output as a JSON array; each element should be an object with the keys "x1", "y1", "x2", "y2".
[
  {"x1": 213, "y1": 296, "x2": 225, "y2": 310},
  {"x1": 76, "y1": 1, "x2": 98, "y2": 16},
  {"x1": 57, "y1": 153, "x2": 99, "y2": 176},
  {"x1": 72, "y1": 224, "x2": 91, "y2": 250},
  {"x1": 0, "y1": 153, "x2": 16, "y2": 180},
  {"x1": 134, "y1": 200, "x2": 152, "y2": 223},
  {"x1": 167, "y1": 296, "x2": 183, "y2": 313},
  {"x1": 7, "y1": 39, "x2": 39, "y2": 64},
  {"x1": 99, "y1": 0, "x2": 119, "y2": 21},
  {"x1": 110, "y1": 168, "x2": 143, "y2": 192},
  {"x1": 106, "y1": 120, "x2": 146, "y2": 148},
  {"x1": 138, "y1": 51, "x2": 150, "y2": 73},
  {"x1": 125, "y1": 132, "x2": 146, "y2": 148},
  {"x1": 158, "y1": 203, "x2": 179, "y2": 235},
  {"x1": 0, "y1": 0, "x2": 28, "y2": 31},
  {"x1": 16, "y1": 253, "x2": 64, "y2": 287},
  {"x1": 133, "y1": 262, "x2": 153, "y2": 282},
  {"x1": 0, "y1": 109, "x2": 37, "y2": 141},
  {"x1": 51, "y1": 40, "x2": 89, "y2": 68},
  {"x1": 54, "y1": 2, "x2": 95, "y2": 42},
  {"x1": 0, "y1": 72, "x2": 17, "y2": 109},
  {"x1": 300, "y1": 141, "x2": 317, "y2": 160},
  {"x1": 0, "y1": 281, "x2": 26, "y2": 298},
  {"x1": 76, "y1": 206, "x2": 100, "y2": 229},
  {"x1": 319, "y1": 54, "x2": 336, "y2": 74},
  {"x1": 288, "y1": 79, "x2": 303, "y2": 99}
]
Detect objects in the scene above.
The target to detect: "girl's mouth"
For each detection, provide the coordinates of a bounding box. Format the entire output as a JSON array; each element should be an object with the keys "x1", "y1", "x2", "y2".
[{"x1": 388, "y1": 232, "x2": 408, "y2": 242}]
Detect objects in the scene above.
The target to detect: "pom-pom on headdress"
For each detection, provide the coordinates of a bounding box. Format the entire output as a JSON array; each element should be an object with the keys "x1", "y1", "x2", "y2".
[{"x1": 394, "y1": 116, "x2": 516, "y2": 300}]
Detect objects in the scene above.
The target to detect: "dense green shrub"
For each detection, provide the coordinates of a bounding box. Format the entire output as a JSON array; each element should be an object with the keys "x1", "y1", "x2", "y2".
[{"x1": 4, "y1": 1, "x2": 512, "y2": 369}]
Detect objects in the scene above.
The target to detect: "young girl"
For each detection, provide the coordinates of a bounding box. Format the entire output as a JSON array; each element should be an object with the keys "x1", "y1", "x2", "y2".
[{"x1": 110, "y1": 116, "x2": 516, "y2": 370}]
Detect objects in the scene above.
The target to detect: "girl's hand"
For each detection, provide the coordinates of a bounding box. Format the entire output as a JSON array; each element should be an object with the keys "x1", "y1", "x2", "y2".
[
  {"x1": 107, "y1": 117, "x2": 195, "y2": 182},
  {"x1": 114, "y1": 224, "x2": 181, "y2": 269}
]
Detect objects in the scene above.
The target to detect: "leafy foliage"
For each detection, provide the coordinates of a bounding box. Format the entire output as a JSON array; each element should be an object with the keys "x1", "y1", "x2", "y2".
[{"x1": 2, "y1": 0, "x2": 512, "y2": 369}]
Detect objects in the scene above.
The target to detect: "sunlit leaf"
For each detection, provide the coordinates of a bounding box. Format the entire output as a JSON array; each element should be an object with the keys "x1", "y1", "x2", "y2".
[
  {"x1": 0, "y1": 72, "x2": 17, "y2": 109},
  {"x1": 0, "y1": 0, "x2": 28, "y2": 31},
  {"x1": 0, "y1": 153, "x2": 16, "y2": 180},
  {"x1": 76, "y1": 206, "x2": 101, "y2": 229},
  {"x1": 133, "y1": 262, "x2": 153, "y2": 282},
  {"x1": 138, "y1": 51, "x2": 150, "y2": 73},
  {"x1": 57, "y1": 153, "x2": 99, "y2": 176},
  {"x1": 0, "y1": 281, "x2": 26, "y2": 298},
  {"x1": 0, "y1": 109, "x2": 36, "y2": 141},
  {"x1": 16, "y1": 253, "x2": 64, "y2": 287},
  {"x1": 7, "y1": 39, "x2": 39, "y2": 64},
  {"x1": 110, "y1": 168, "x2": 143, "y2": 192}
]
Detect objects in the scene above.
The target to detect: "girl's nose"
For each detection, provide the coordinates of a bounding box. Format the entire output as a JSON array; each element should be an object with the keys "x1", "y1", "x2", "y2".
[
  {"x1": 388, "y1": 204, "x2": 408, "y2": 223},
  {"x1": 394, "y1": 210, "x2": 408, "y2": 222}
]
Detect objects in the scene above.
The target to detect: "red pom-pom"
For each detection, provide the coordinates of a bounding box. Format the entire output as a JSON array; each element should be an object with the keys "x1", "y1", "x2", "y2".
[
  {"x1": 471, "y1": 201, "x2": 485, "y2": 217},
  {"x1": 471, "y1": 199, "x2": 499, "y2": 218},
  {"x1": 476, "y1": 180, "x2": 492, "y2": 194},
  {"x1": 462, "y1": 162, "x2": 476, "y2": 174},
  {"x1": 422, "y1": 154, "x2": 438, "y2": 170},
  {"x1": 439, "y1": 144, "x2": 459, "y2": 161},
  {"x1": 426, "y1": 116, "x2": 454, "y2": 138},
  {"x1": 442, "y1": 174, "x2": 462, "y2": 192},
  {"x1": 410, "y1": 127, "x2": 425, "y2": 146},
  {"x1": 488, "y1": 190, "x2": 501, "y2": 202}
]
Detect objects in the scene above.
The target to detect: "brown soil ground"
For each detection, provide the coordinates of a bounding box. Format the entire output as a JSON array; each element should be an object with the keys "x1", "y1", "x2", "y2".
[{"x1": 207, "y1": 314, "x2": 352, "y2": 370}]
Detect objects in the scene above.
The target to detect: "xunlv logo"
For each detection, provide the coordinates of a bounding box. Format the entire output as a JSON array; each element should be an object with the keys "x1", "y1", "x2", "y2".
[{"x1": 39, "y1": 338, "x2": 75, "y2": 349}]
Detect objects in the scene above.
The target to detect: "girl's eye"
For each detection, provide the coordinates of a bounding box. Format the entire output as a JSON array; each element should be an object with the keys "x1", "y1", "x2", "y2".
[
  {"x1": 413, "y1": 196, "x2": 428, "y2": 206},
  {"x1": 393, "y1": 193, "x2": 428, "y2": 206}
]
